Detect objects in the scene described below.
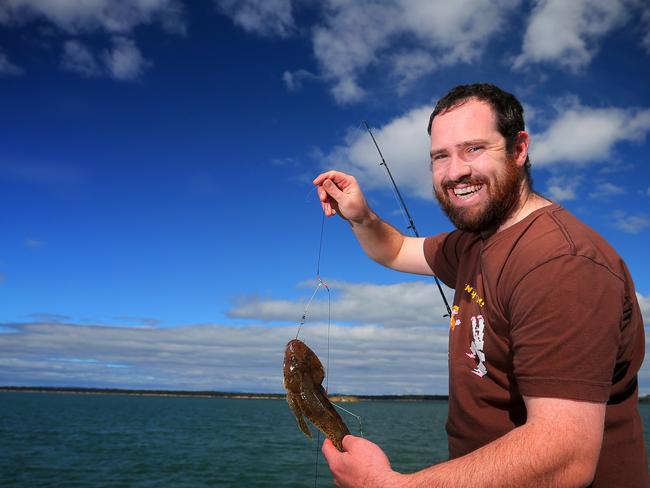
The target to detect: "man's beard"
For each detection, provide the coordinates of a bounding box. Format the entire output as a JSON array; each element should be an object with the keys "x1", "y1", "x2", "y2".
[{"x1": 434, "y1": 157, "x2": 524, "y2": 234}]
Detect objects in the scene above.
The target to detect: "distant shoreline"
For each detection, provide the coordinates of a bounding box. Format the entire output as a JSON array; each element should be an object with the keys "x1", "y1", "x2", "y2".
[
  {"x1": 0, "y1": 386, "x2": 449, "y2": 402},
  {"x1": 3, "y1": 386, "x2": 649, "y2": 403}
]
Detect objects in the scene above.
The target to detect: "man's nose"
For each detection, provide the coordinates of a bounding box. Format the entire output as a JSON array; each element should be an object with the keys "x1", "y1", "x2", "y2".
[{"x1": 446, "y1": 153, "x2": 472, "y2": 181}]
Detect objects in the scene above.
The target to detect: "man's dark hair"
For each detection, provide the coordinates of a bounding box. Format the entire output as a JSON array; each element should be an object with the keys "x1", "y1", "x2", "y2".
[{"x1": 427, "y1": 83, "x2": 532, "y2": 185}]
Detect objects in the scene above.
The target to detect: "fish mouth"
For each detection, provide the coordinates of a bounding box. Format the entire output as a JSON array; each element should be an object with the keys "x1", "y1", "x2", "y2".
[{"x1": 286, "y1": 339, "x2": 303, "y2": 354}]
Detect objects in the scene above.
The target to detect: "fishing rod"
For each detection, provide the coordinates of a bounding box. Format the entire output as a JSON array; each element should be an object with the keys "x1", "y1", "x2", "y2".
[{"x1": 363, "y1": 120, "x2": 452, "y2": 318}]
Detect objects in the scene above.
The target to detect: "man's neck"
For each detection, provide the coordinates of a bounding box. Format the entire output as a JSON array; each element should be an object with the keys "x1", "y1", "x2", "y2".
[{"x1": 496, "y1": 185, "x2": 552, "y2": 234}]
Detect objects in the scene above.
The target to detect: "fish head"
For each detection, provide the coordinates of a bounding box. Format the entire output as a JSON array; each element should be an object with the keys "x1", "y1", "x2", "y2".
[{"x1": 283, "y1": 339, "x2": 325, "y2": 392}]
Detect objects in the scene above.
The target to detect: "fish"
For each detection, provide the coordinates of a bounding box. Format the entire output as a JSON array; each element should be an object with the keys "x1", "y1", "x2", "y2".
[{"x1": 283, "y1": 339, "x2": 350, "y2": 451}]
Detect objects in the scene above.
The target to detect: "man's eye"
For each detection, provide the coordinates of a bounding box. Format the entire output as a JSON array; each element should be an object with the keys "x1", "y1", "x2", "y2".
[{"x1": 467, "y1": 145, "x2": 483, "y2": 152}]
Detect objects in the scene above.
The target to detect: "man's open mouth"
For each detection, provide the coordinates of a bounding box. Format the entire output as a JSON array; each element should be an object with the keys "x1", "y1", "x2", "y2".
[{"x1": 452, "y1": 185, "x2": 483, "y2": 200}]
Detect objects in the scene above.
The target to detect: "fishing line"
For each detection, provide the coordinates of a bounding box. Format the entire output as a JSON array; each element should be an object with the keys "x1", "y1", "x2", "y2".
[
  {"x1": 313, "y1": 430, "x2": 322, "y2": 488},
  {"x1": 362, "y1": 120, "x2": 452, "y2": 318},
  {"x1": 295, "y1": 212, "x2": 330, "y2": 341},
  {"x1": 294, "y1": 201, "x2": 363, "y2": 487},
  {"x1": 333, "y1": 403, "x2": 364, "y2": 438},
  {"x1": 294, "y1": 210, "x2": 331, "y2": 487}
]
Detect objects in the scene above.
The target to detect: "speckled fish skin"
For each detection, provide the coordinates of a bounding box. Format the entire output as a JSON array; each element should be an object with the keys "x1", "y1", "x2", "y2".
[{"x1": 283, "y1": 339, "x2": 350, "y2": 451}]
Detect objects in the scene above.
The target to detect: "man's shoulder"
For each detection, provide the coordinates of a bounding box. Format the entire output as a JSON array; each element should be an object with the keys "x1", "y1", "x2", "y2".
[
  {"x1": 484, "y1": 204, "x2": 627, "y2": 289},
  {"x1": 483, "y1": 204, "x2": 570, "y2": 266},
  {"x1": 527, "y1": 205, "x2": 622, "y2": 270}
]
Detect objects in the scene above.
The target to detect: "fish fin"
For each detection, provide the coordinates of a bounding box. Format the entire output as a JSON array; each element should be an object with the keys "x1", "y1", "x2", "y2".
[{"x1": 287, "y1": 393, "x2": 312, "y2": 439}]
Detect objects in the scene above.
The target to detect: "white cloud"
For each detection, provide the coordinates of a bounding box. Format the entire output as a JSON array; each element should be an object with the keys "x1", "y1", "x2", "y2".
[
  {"x1": 398, "y1": 0, "x2": 520, "y2": 64},
  {"x1": 215, "y1": 0, "x2": 294, "y2": 37},
  {"x1": 588, "y1": 182, "x2": 625, "y2": 199},
  {"x1": 0, "y1": 0, "x2": 186, "y2": 35},
  {"x1": 0, "y1": 47, "x2": 23, "y2": 75},
  {"x1": 324, "y1": 104, "x2": 434, "y2": 198},
  {"x1": 531, "y1": 102, "x2": 650, "y2": 166},
  {"x1": 545, "y1": 175, "x2": 580, "y2": 201},
  {"x1": 391, "y1": 49, "x2": 437, "y2": 96},
  {"x1": 0, "y1": 1, "x2": 182, "y2": 81},
  {"x1": 514, "y1": 0, "x2": 629, "y2": 72},
  {"x1": 638, "y1": 2, "x2": 650, "y2": 54},
  {"x1": 103, "y1": 37, "x2": 150, "y2": 81},
  {"x1": 230, "y1": 280, "x2": 453, "y2": 328},
  {"x1": 282, "y1": 69, "x2": 317, "y2": 92},
  {"x1": 311, "y1": 1, "x2": 393, "y2": 104},
  {"x1": 310, "y1": 0, "x2": 520, "y2": 103},
  {"x1": 61, "y1": 39, "x2": 101, "y2": 77},
  {"x1": 60, "y1": 37, "x2": 150, "y2": 81},
  {"x1": 612, "y1": 211, "x2": 650, "y2": 234}
]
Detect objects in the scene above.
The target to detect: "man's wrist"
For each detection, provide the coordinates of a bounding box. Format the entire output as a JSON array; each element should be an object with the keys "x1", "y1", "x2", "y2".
[
  {"x1": 384, "y1": 471, "x2": 412, "y2": 487},
  {"x1": 349, "y1": 208, "x2": 378, "y2": 228}
]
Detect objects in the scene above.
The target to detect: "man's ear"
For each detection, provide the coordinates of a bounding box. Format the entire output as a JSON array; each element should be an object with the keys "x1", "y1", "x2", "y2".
[
  {"x1": 513, "y1": 131, "x2": 530, "y2": 168},
  {"x1": 514, "y1": 130, "x2": 530, "y2": 168}
]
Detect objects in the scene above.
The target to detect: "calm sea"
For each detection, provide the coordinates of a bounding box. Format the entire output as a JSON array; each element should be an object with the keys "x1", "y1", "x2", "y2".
[{"x1": 1, "y1": 392, "x2": 648, "y2": 487}]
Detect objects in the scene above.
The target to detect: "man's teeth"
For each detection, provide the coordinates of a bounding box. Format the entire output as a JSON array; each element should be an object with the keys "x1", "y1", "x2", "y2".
[{"x1": 453, "y1": 185, "x2": 482, "y2": 198}]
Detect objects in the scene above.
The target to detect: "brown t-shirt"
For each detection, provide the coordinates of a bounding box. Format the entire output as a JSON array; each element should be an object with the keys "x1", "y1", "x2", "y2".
[{"x1": 424, "y1": 204, "x2": 648, "y2": 487}]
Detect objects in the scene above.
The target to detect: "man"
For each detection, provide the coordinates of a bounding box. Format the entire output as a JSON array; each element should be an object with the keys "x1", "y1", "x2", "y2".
[{"x1": 313, "y1": 84, "x2": 648, "y2": 487}]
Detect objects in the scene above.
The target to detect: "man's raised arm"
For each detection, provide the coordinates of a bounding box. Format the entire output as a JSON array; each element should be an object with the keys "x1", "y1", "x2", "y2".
[{"x1": 313, "y1": 170, "x2": 433, "y2": 276}]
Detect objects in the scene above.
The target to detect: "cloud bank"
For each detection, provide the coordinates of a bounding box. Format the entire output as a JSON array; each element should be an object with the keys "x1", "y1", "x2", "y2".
[
  {"x1": 3, "y1": 1, "x2": 650, "y2": 93},
  {"x1": 0, "y1": 320, "x2": 450, "y2": 395},
  {"x1": 311, "y1": 0, "x2": 520, "y2": 103},
  {"x1": 230, "y1": 280, "x2": 453, "y2": 328},
  {"x1": 531, "y1": 103, "x2": 650, "y2": 166},
  {"x1": 0, "y1": 0, "x2": 186, "y2": 34},
  {"x1": 215, "y1": 0, "x2": 295, "y2": 38},
  {"x1": 214, "y1": 0, "x2": 650, "y2": 103},
  {"x1": 2, "y1": 284, "x2": 648, "y2": 395}
]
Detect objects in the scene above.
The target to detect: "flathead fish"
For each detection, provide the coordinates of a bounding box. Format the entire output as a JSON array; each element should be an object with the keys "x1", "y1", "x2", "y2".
[{"x1": 283, "y1": 339, "x2": 350, "y2": 451}]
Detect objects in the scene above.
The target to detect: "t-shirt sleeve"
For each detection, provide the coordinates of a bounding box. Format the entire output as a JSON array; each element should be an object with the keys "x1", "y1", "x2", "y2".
[
  {"x1": 507, "y1": 254, "x2": 622, "y2": 402},
  {"x1": 423, "y1": 231, "x2": 467, "y2": 288}
]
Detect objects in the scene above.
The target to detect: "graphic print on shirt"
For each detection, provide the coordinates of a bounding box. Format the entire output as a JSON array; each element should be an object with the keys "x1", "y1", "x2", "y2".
[
  {"x1": 449, "y1": 305, "x2": 461, "y2": 331},
  {"x1": 459, "y1": 283, "x2": 488, "y2": 377},
  {"x1": 463, "y1": 283, "x2": 485, "y2": 307},
  {"x1": 466, "y1": 315, "x2": 487, "y2": 377}
]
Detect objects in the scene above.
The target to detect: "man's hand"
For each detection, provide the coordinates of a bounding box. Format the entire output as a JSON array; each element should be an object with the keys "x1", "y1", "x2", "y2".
[
  {"x1": 322, "y1": 435, "x2": 405, "y2": 488},
  {"x1": 313, "y1": 171, "x2": 371, "y2": 224}
]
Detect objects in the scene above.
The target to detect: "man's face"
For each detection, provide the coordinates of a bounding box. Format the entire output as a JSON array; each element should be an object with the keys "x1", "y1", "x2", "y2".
[{"x1": 429, "y1": 99, "x2": 525, "y2": 233}]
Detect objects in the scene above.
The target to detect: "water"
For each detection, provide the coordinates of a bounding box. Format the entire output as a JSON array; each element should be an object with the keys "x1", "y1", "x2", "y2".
[{"x1": 1, "y1": 392, "x2": 648, "y2": 487}]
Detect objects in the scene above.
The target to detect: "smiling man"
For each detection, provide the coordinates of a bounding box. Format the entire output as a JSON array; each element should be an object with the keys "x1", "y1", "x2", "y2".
[{"x1": 313, "y1": 84, "x2": 648, "y2": 487}]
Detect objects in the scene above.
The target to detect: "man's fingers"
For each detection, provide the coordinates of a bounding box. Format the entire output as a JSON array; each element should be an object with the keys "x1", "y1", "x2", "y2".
[
  {"x1": 341, "y1": 435, "x2": 357, "y2": 451},
  {"x1": 313, "y1": 170, "x2": 343, "y2": 186},
  {"x1": 317, "y1": 186, "x2": 327, "y2": 202},
  {"x1": 322, "y1": 179, "x2": 345, "y2": 200},
  {"x1": 314, "y1": 170, "x2": 358, "y2": 219},
  {"x1": 322, "y1": 438, "x2": 339, "y2": 462}
]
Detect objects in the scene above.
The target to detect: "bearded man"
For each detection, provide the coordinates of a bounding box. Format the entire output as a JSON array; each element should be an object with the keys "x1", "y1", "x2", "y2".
[{"x1": 314, "y1": 83, "x2": 648, "y2": 487}]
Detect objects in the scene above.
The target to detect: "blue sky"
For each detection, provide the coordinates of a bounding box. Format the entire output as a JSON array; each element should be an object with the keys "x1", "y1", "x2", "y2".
[{"x1": 1, "y1": 0, "x2": 649, "y2": 395}]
